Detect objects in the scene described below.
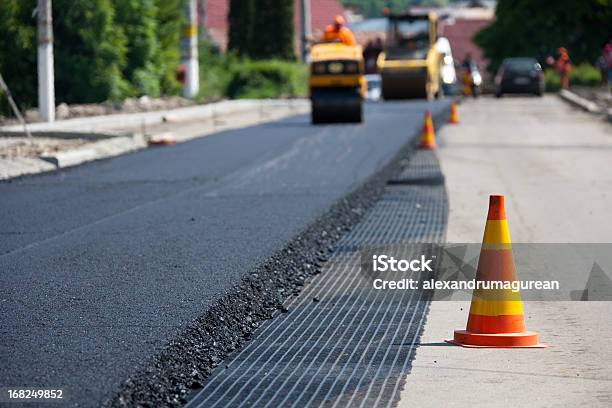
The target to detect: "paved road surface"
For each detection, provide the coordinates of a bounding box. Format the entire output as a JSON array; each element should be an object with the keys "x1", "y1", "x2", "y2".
[
  {"x1": 399, "y1": 96, "x2": 612, "y2": 407},
  {"x1": 0, "y1": 101, "x2": 447, "y2": 407}
]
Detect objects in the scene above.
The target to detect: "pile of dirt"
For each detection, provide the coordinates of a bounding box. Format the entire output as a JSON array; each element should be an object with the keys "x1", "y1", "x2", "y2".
[{"x1": 0, "y1": 137, "x2": 87, "y2": 159}]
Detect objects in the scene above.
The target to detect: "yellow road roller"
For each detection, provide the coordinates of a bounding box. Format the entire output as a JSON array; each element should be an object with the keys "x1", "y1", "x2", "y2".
[
  {"x1": 309, "y1": 43, "x2": 366, "y2": 124},
  {"x1": 379, "y1": 12, "x2": 442, "y2": 100}
]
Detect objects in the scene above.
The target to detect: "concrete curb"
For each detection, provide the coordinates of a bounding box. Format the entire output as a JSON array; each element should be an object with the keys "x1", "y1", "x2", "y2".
[
  {"x1": 0, "y1": 99, "x2": 308, "y2": 134},
  {"x1": 0, "y1": 130, "x2": 120, "y2": 140},
  {"x1": 559, "y1": 89, "x2": 602, "y2": 114},
  {"x1": 39, "y1": 133, "x2": 146, "y2": 168}
]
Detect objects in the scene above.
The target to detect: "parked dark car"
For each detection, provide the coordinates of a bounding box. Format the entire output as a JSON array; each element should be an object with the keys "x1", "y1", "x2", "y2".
[{"x1": 495, "y1": 58, "x2": 544, "y2": 97}]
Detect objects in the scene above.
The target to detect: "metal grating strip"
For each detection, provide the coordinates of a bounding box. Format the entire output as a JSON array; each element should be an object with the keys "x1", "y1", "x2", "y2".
[
  {"x1": 388, "y1": 149, "x2": 445, "y2": 186},
  {"x1": 186, "y1": 149, "x2": 447, "y2": 408}
]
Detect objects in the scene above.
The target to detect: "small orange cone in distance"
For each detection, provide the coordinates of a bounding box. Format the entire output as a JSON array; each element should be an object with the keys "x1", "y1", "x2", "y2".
[
  {"x1": 148, "y1": 132, "x2": 176, "y2": 146},
  {"x1": 419, "y1": 111, "x2": 436, "y2": 149},
  {"x1": 449, "y1": 101, "x2": 459, "y2": 124},
  {"x1": 447, "y1": 195, "x2": 546, "y2": 348}
]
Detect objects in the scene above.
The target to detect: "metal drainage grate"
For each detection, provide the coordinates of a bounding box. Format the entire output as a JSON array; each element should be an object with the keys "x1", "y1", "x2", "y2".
[{"x1": 186, "y1": 149, "x2": 447, "y2": 408}]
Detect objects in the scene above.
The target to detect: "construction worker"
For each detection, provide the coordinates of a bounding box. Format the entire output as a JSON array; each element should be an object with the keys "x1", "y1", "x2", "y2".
[
  {"x1": 461, "y1": 53, "x2": 476, "y2": 97},
  {"x1": 321, "y1": 15, "x2": 356, "y2": 46},
  {"x1": 547, "y1": 47, "x2": 572, "y2": 89}
]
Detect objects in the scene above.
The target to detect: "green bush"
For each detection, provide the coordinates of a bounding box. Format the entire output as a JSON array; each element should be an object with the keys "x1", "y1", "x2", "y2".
[
  {"x1": 112, "y1": 0, "x2": 161, "y2": 97},
  {"x1": 152, "y1": 0, "x2": 184, "y2": 96},
  {"x1": 544, "y1": 69, "x2": 560, "y2": 92},
  {"x1": 569, "y1": 63, "x2": 601, "y2": 87},
  {"x1": 53, "y1": 0, "x2": 130, "y2": 103},
  {"x1": 198, "y1": 40, "x2": 307, "y2": 101},
  {"x1": 225, "y1": 59, "x2": 307, "y2": 99},
  {"x1": 197, "y1": 41, "x2": 235, "y2": 100}
]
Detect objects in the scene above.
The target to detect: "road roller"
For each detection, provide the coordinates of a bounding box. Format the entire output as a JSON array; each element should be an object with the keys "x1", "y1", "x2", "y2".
[
  {"x1": 309, "y1": 42, "x2": 366, "y2": 124},
  {"x1": 379, "y1": 12, "x2": 442, "y2": 100}
]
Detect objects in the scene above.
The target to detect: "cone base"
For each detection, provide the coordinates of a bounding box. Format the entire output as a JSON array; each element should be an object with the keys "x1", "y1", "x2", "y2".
[
  {"x1": 446, "y1": 330, "x2": 547, "y2": 348},
  {"x1": 419, "y1": 141, "x2": 436, "y2": 149},
  {"x1": 449, "y1": 118, "x2": 459, "y2": 124}
]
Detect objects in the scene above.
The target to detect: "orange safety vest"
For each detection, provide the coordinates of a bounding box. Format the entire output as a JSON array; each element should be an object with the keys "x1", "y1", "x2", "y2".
[
  {"x1": 556, "y1": 52, "x2": 571, "y2": 74},
  {"x1": 321, "y1": 25, "x2": 356, "y2": 46}
]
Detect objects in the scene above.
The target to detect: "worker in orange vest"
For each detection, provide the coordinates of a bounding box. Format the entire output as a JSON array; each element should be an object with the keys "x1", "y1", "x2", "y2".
[
  {"x1": 547, "y1": 47, "x2": 572, "y2": 89},
  {"x1": 321, "y1": 15, "x2": 356, "y2": 46}
]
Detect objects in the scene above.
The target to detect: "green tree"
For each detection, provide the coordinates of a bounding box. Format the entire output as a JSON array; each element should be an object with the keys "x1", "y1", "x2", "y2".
[
  {"x1": 155, "y1": 0, "x2": 184, "y2": 95},
  {"x1": 475, "y1": 0, "x2": 612, "y2": 73},
  {"x1": 227, "y1": 0, "x2": 295, "y2": 60},
  {"x1": 251, "y1": 0, "x2": 295, "y2": 60},
  {"x1": 227, "y1": 0, "x2": 254, "y2": 56},
  {"x1": 112, "y1": 0, "x2": 161, "y2": 96},
  {"x1": 0, "y1": 0, "x2": 37, "y2": 113},
  {"x1": 53, "y1": 0, "x2": 128, "y2": 103}
]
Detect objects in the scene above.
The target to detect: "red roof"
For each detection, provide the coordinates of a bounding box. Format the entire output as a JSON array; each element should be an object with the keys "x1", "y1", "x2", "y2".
[{"x1": 203, "y1": 0, "x2": 346, "y2": 50}]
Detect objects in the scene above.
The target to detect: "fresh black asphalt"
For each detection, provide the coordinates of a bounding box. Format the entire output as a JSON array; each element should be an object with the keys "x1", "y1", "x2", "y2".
[{"x1": 0, "y1": 101, "x2": 448, "y2": 407}]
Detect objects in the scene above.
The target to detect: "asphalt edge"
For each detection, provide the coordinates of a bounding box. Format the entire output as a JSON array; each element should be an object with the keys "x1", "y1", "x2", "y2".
[{"x1": 106, "y1": 105, "x2": 451, "y2": 408}]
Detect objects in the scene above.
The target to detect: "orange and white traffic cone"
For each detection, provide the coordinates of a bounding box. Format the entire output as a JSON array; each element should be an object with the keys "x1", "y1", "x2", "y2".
[
  {"x1": 148, "y1": 132, "x2": 176, "y2": 146},
  {"x1": 449, "y1": 101, "x2": 459, "y2": 124},
  {"x1": 419, "y1": 111, "x2": 436, "y2": 149},
  {"x1": 447, "y1": 195, "x2": 546, "y2": 348}
]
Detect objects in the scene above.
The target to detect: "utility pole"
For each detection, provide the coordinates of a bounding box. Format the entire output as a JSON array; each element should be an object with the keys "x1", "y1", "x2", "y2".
[
  {"x1": 37, "y1": 0, "x2": 55, "y2": 122},
  {"x1": 182, "y1": 0, "x2": 199, "y2": 99},
  {"x1": 300, "y1": 0, "x2": 311, "y2": 62}
]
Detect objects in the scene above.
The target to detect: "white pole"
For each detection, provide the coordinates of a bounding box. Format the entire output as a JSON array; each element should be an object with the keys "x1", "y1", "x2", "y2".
[
  {"x1": 182, "y1": 0, "x2": 199, "y2": 99},
  {"x1": 37, "y1": 0, "x2": 55, "y2": 122},
  {"x1": 300, "y1": 0, "x2": 312, "y2": 62}
]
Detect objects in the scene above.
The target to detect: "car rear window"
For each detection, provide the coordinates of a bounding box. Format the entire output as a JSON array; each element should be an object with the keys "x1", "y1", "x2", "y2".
[{"x1": 505, "y1": 59, "x2": 538, "y2": 72}]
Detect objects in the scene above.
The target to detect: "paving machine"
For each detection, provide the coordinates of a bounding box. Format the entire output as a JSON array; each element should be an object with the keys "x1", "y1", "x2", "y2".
[
  {"x1": 379, "y1": 12, "x2": 442, "y2": 100},
  {"x1": 309, "y1": 43, "x2": 366, "y2": 124}
]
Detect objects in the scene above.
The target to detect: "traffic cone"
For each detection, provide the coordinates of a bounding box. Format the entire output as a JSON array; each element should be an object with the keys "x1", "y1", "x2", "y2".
[
  {"x1": 419, "y1": 111, "x2": 436, "y2": 149},
  {"x1": 148, "y1": 132, "x2": 176, "y2": 146},
  {"x1": 447, "y1": 195, "x2": 546, "y2": 348},
  {"x1": 449, "y1": 101, "x2": 459, "y2": 124}
]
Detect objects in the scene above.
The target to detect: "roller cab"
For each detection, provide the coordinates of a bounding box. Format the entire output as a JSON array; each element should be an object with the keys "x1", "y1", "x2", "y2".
[
  {"x1": 379, "y1": 12, "x2": 442, "y2": 100},
  {"x1": 309, "y1": 43, "x2": 365, "y2": 124}
]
